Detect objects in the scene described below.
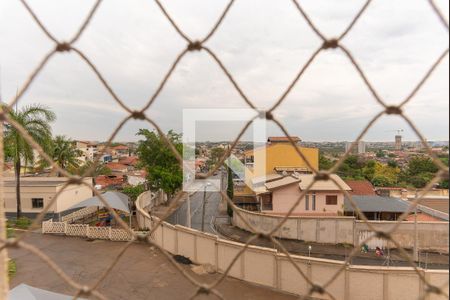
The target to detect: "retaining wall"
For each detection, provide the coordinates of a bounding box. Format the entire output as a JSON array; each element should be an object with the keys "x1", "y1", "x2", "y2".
[
  {"x1": 135, "y1": 191, "x2": 449, "y2": 300},
  {"x1": 232, "y1": 206, "x2": 449, "y2": 252}
]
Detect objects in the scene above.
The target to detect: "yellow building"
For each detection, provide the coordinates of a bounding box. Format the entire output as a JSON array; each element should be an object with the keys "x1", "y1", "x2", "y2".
[{"x1": 233, "y1": 137, "x2": 319, "y2": 209}]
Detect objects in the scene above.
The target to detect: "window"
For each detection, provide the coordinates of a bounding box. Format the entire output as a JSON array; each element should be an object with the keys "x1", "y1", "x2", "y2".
[
  {"x1": 32, "y1": 198, "x2": 44, "y2": 209},
  {"x1": 261, "y1": 194, "x2": 273, "y2": 210},
  {"x1": 312, "y1": 193, "x2": 316, "y2": 210},
  {"x1": 305, "y1": 194, "x2": 309, "y2": 211},
  {"x1": 326, "y1": 195, "x2": 338, "y2": 205}
]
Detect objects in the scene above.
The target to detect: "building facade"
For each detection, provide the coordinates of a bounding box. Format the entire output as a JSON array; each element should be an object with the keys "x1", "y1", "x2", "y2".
[{"x1": 3, "y1": 177, "x2": 93, "y2": 218}]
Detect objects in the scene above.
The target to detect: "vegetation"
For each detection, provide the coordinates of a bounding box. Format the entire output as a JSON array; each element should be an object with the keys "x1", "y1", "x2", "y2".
[
  {"x1": 335, "y1": 154, "x2": 446, "y2": 189},
  {"x1": 8, "y1": 260, "x2": 16, "y2": 279},
  {"x1": 7, "y1": 216, "x2": 32, "y2": 230},
  {"x1": 39, "y1": 135, "x2": 83, "y2": 176},
  {"x1": 137, "y1": 129, "x2": 183, "y2": 199},
  {"x1": 74, "y1": 160, "x2": 112, "y2": 177},
  {"x1": 3, "y1": 104, "x2": 56, "y2": 218},
  {"x1": 207, "y1": 147, "x2": 226, "y2": 169},
  {"x1": 122, "y1": 184, "x2": 146, "y2": 201}
]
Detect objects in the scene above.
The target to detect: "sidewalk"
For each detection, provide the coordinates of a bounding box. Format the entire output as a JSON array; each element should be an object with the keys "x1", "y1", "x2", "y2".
[{"x1": 215, "y1": 223, "x2": 449, "y2": 269}]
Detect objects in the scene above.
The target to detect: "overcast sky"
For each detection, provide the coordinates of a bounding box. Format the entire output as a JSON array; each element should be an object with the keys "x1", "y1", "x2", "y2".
[{"x1": 0, "y1": 0, "x2": 448, "y2": 142}]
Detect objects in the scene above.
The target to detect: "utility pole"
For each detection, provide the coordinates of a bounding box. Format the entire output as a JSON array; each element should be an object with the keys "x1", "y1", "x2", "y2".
[
  {"x1": 201, "y1": 183, "x2": 210, "y2": 232},
  {"x1": 413, "y1": 190, "x2": 419, "y2": 262},
  {"x1": 186, "y1": 193, "x2": 191, "y2": 228}
]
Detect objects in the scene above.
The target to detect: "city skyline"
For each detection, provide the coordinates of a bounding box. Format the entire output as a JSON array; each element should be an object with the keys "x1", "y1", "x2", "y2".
[{"x1": 1, "y1": 0, "x2": 448, "y2": 142}]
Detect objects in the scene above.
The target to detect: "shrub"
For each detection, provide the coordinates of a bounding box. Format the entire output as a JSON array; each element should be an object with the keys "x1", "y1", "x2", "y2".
[{"x1": 14, "y1": 217, "x2": 32, "y2": 229}]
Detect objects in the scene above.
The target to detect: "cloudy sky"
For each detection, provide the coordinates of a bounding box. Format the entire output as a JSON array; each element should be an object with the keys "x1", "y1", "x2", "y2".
[{"x1": 0, "y1": 0, "x2": 448, "y2": 142}]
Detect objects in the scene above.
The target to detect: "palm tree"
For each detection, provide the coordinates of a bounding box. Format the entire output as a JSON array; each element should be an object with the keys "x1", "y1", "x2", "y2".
[
  {"x1": 75, "y1": 160, "x2": 112, "y2": 177},
  {"x1": 3, "y1": 104, "x2": 56, "y2": 218},
  {"x1": 41, "y1": 135, "x2": 82, "y2": 176}
]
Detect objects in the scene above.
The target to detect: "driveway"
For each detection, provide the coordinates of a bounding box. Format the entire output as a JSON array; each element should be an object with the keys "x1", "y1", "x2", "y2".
[{"x1": 8, "y1": 233, "x2": 296, "y2": 300}]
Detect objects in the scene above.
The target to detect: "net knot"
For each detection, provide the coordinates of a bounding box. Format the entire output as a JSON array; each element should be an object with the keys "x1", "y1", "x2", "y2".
[
  {"x1": 56, "y1": 42, "x2": 71, "y2": 52},
  {"x1": 198, "y1": 285, "x2": 210, "y2": 294},
  {"x1": 5, "y1": 238, "x2": 19, "y2": 248},
  {"x1": 314, "y1": 172, "x2": 330, "y2": 181},
  {"x1": 310, "y1": 284, "x2": 325, "y2": 294},
  {"x1": 79, "y1": 285, "x2": 91, "y2": 296},
  {"x1": 265, "y1": 111, "x2": 274, "y2": 120},
  {"x1": 385, "y1": 106, "x2": 402, "y2": 115},
  {"x1": 131, "y1": 110, "x2": 146, "y2": 120},
  {"x1": 426, "y1": 285, "x2": 442, "y2": 295},
  {"x1": 323, "y1": 39, "x2": 339, "y2": 49},
  {"x1": 67, "y1": 176, "x2": 83, "y2": 185},
  {"x1": 376, "y1": 231, "x2": 390, "y2": 240},
  {"x1": 187, "y1": 41, "x2": 202, "y2": 51},
  {"x1": 0, "y1": 111, "x2": 6, "y2": 122}
]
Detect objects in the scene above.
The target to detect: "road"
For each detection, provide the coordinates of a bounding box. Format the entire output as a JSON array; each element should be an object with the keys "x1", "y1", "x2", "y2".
[{"x1": 166, "y1": 172, "x2": 226, "y2": 234}]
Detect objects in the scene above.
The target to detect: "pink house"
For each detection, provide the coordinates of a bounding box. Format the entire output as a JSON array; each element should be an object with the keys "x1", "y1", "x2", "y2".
[{"x1": 257, "y1": 174, "x2": 352, "y2": 216}]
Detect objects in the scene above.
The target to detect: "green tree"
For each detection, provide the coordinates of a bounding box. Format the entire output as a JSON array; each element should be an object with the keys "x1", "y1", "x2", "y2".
[
  {"x1": 40, "y1": 135, "x2": 82, "y2": 176},
  {"x1": 3, "y1": 104, "x2": 56, "y2": 218},
  {"x1": 319, "y1": 152, "x2": 334, "y2": 170},
  {"x1": 137, "y1": 129, "x2": 183, "y2": 198},
  {"x1": 407, "y1": 156, "x2": 438, "y2": 174},
  {"x1": 122, "y1": 184, "x2": 145, "y2": 202},
  {"x1": 406, "y1": 156, "x2": 439, "y2": 188},
  {"x1": 208, "y1": 147, "x2": 226, "y2": 169}
]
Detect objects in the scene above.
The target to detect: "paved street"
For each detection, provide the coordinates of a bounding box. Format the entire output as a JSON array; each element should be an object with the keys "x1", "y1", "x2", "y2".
[
  {"x1": 167, "y1": 173, "x2": 226, "y2": 234},
  {"x1": 9, "y1": 233, "x2": 296, "y2": 300}
]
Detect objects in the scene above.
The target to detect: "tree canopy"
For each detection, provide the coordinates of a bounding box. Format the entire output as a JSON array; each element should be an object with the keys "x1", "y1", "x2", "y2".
[{"x1": 136, "y1": 129, "x2": 183, "y2": 198}]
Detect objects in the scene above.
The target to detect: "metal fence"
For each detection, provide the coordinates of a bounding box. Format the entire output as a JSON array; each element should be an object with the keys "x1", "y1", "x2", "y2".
[{"x1": 0, "y1": 0, "x2": 449, "y2": 299}]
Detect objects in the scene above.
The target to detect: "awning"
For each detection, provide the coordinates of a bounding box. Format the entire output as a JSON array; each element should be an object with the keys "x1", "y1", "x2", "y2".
[
  {"x1": 67, "y1": 191, "x2": 131, "y2": 213},
  {"x1": 8, "y1": 284, "x2": 86, "y2": 300}
]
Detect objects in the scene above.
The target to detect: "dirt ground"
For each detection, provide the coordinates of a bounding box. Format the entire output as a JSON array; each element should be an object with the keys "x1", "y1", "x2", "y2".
[{"x1": 8, "y1": 232, "x2": 297, "y2": 300}]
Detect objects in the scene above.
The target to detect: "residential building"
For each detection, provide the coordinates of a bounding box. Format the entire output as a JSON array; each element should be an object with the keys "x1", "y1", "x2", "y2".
[
  {"x1": 254, "y1": 173, "x2": 351, "y2": 216},
  {"x1": 95, "y1": 175, "x2": 125, "y2": 190},
  {"x1": 105, "y1": 162, "x2": 129, "y2": 173},
  {"x1": 234, "y1": 136, "x2": 319, "y2": 205},
  {"x1": 75, "y1": 141, "x2": 99, "y2": 162},
  {"x1": 112, "y1": 145, "x2": 129, "y2": 158},
  {"x1": 3, "y1": 177, "x2": 93, "y2": 218},
  {"x1": 343, "y1": 195, "x2": 447, "y2": 221}
]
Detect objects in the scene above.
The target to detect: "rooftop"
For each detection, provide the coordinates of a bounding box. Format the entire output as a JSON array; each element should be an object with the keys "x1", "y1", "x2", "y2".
[
  {"x1": 297, "y1": 174, "x2": 352, "y2": 191},
  {"x1": 345, "y1": 180, "x2": 376, "y2": 196},
  {"x1": 344, "y1": 196, "x2": 409, "y2": 213},
  {"x1": 265, "y1": 176, "x2": 300, "y2": 190}
]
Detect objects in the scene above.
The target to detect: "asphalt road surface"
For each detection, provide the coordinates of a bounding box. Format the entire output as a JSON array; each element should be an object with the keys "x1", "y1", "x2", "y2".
[{"x1": 167, "y1": 173, "x2": 225, "y2": 234}]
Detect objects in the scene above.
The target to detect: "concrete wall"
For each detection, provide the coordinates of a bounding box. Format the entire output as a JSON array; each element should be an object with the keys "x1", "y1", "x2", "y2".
[
  {"x1": 136, "y1": 191, "x2": 450, "y2": 299},
  {"x1": 233, "y1": 206, "x2": 354, "y2": 244},
  {"x1": 233, "y1": 206, "x2": 449, "y2": 252},
  {"x1": 356, "y1": 221, "x2": 449, "y2": 252}
]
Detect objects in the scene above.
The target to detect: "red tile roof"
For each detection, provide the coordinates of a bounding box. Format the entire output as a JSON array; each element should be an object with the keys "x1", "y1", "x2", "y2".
[
  {"x1": 345, "y1": 180, "x2": 376, "y2": 196},
  {"x1": 95, "y1": 175, "x2": 125, "y2": 189},
  {"x1": 105, "y1": 162, "x2": 128, "y2": 171},
  {"x1": 113, "y1": 145, "x2": 129, "y2": 151},
  {"x1": 119, "y1": 156, "x2": 139, "y2": 166},
  {"x1": 405, "y1": 213, "x2": 441, "y2": 222}
]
